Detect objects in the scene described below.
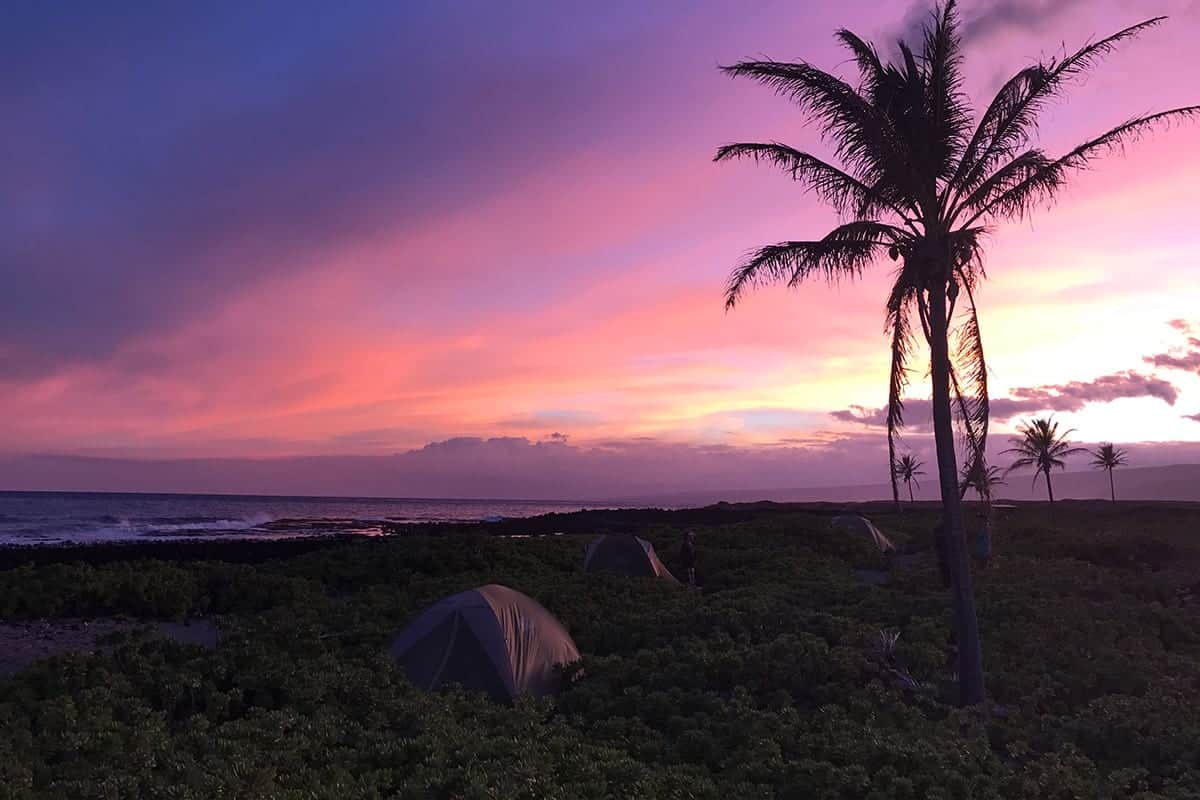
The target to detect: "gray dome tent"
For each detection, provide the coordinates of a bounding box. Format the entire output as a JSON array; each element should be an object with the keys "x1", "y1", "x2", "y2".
[
  {"x1": 831, "y1": 515, "x2": 896, "y2": 553},
  {"x1": 583, "y1": 534, "x2": 678, "y2": 581},
  {"x1": 390, "y1": 584, "x2": 580, "y2": 702}
]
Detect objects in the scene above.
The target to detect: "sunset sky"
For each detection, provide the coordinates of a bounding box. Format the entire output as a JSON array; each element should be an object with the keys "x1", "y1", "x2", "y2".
[{"x1": 3, "y1": 0, "x2": 1200, "y2": 497}]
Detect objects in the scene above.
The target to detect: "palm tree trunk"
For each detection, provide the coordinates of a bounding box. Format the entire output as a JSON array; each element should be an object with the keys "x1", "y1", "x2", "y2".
[
  {"x1": 908, "y1": 481, "x2": 914, "y2": 503},
  {"x1": 889, "y1": 438, "x2": 901, "y2": 513},
  {"x1": 1109, "y1": 469, "x2": 1115, "y2": 502},
  {"x1": 926, "y1": 281, "x2": 985, "y2": 706},
  {"x1": 1045, "y1": 468, "x2": 1055, "y2": 503}
]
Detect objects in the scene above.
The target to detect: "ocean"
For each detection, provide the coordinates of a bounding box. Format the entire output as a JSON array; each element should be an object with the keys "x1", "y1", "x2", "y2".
[{"x1": 0, "y1": 491, "x2": 594, "y2": 546}]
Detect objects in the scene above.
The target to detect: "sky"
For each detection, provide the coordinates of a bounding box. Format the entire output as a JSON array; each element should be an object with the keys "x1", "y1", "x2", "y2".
[{"x1": 3, "y1": 0, "x2": 1200, "y2": 498}]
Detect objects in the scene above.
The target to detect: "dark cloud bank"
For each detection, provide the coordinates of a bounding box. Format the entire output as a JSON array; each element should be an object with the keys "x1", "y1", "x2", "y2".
[
  {"x1": 832, "y1": 371, "x2": 1180, "y2": 430},
  {"x1": 895, "y1": 0, "x2": 1087, "y2": 45}
]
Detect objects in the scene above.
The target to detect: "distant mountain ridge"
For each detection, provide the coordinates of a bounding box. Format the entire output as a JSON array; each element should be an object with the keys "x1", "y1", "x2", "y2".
[
  {"x1": 609, "y1": 463, "x2": 1200, "y2": 506},
  {"x1": 2, "y1": 452, "x2": 1198, "y2": 505}
]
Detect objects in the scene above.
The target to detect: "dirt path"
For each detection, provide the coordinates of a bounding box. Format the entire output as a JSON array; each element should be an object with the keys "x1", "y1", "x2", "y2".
[{"x1": 0, "y1": 618, "x2": 220, "y2": 676}]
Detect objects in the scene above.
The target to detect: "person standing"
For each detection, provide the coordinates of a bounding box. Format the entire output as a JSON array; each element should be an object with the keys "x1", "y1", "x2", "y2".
[
  {"x1": 975, "y1": 512, "x2": 992, "y2": 569},
  {"x1": 680, "y1": 530, "x2": 698, "y2": 588}
]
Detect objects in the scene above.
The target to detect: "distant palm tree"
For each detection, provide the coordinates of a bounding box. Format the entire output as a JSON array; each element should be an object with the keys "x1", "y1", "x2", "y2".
[
  {"x1": 1090, "y1": 443, "x2": 1129, "y2": 502},
  {"x1": 960, "y1": 458, "x2": 1006, "y2": 504},
  {"x1": 1003, "y1": 417, "x2": 1085, "y2": 503},
  {"x1": 716, "y1": 0, "x2": 1196, "y2": 705},
  {"x1": 893, "y1": 454, "x2": 925, "y2": 503}
]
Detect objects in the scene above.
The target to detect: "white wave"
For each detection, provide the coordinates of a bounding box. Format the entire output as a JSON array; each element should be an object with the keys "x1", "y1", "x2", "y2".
[{"x1": 141, "y1": 515, "x2": 273, "y2": 534}]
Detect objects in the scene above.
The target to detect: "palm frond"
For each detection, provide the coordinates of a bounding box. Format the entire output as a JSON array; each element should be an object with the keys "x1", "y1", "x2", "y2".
[
  {"x1": 949, "y1": 17, "x2": 1168, "y2": 198},
  {"x1": 835, "y1": 29, "x2": 886, "y2": 98},
  {"x1": 888, "y1": 416, "x2": 901, "y2": 506},
  {"x1": 886, "y1": 303, "x2": 909, "y2": 505},
  {"x1": 724, "y1": 235, "x2": 882, "y2": 309},
  {"x1": 914, "y1": 285, "x2": 933, "y2": 343},
  {"x1": 713, "y1": 142, "x2": 912, "y2": 219},
  {"x1": 1050, "y1": 444, "x2": 1088, "y2": 461},
  {"x1": 1002, "y1": 416, "x2": 1085, "y2": 475},
  {"x1": 885, "y1": 278, "x2": 919, "y2": 483},
  {"x1": 894, "y1": 453, "x2": 925, "y2": 500},
  {"x1": 949, "y1": 148, "x2": 1052, "y2": 220},
  {"x1": 948, "y1": 65, "x2": 1042, "y2": 197},
  {"x1": 922, "y1": 0, "x2": 972, "y2": 179},
  {"x1": 897, "y1": 41, "x2": 920, "y2": 87},
  {"x1": 894, "y1": 454, "x2": 925, "y2": 479},
  {"x1": 948, "y1": 299, "x2": 988, "y2": 473},
  {"x1": 951, "y1": 228, "x2": 989, "y2": 286},
  {"x1": 1003, "y1": 453, "x2": 1041, "y2": 469},
  {"x1": 719, "y1": 59, "x2": 920, "y2": 201},
  {"x1": 960, "y1": 458, "x2": 1004, "y2": 501},
  {"x1": 965, "y1": 107, "x2": 1200, "y2": 226},
  {"x1": 1090, "y1": 443, "x2": 1129, "y2": 470}
]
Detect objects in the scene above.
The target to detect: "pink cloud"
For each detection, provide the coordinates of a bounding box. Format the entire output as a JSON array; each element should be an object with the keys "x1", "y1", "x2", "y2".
[{"x1": 1144, "y1": 323, "x2": 1200, "y2": 373}]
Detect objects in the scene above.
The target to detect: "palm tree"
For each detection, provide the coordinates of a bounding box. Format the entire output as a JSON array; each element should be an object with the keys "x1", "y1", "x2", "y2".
[
  {"x1": 960, "y1": 458, "x2": 1006, "y2": 504},
  {"x1": 1090, "y1": 443, "x2": 1129, "y2": 502},
  {"x1": 1003, "y1": 417, "x2": 1085, "y2": 502},
  {"x1": 893, "y1": 453, "x2": 925, "y2": 503},
  {"x1": 714, "y1": 1, "x2": 1197, "y2": 705}
]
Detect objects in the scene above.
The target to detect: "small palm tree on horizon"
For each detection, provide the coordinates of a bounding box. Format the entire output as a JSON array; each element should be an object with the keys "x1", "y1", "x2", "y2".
[
  {"x1": 960, "y1": 458, "x2": 1006, "y2": 504},
  {"x1": 893, "y1": 454, "x2": 925, "y2": 503},
  {"x1": 1091, "y1": 443, "x2": 1129, "y2": 502},
  {"x1": 715, "y1": 0, "x2": 1197, "y2": 705},
  {"x1": 1003, "y1": 417, "x2": 1085, "y2": 503}
]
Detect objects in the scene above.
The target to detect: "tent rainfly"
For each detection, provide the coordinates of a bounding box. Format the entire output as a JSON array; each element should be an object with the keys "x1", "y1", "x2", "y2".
[
  {"x1": 831, "y1": 515, "x2": 896, "y2": 553},
  {"x1": 583, "y1": 534, "x2": 678, "y2": 581},
  {"x1": 390, "y1": 584, "x2": 580, "y2": 702}
]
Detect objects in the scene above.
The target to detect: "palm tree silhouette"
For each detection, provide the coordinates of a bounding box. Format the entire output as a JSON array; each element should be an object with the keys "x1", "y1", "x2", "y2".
[
  {"x1": 1090, "y1": 443, "x2": 1129, "y2": 502},
  {"x1": 1003, "y1": 417, "x2": 1085, "y2": 503},
  {"x1": 893, "y1": 453, "x2": 925, "y2": 503},
  {"x1": 714, "y1": 1, "x2": 1197, "y2": 704},
  {"x1": 960, "y1": 458, "x2": 1006, "y2": 504}
]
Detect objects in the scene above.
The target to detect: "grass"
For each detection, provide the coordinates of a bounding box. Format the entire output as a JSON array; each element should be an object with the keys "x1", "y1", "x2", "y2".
[{"x1": 0, "y1": 502, "x2": 1197, "y2": 798}]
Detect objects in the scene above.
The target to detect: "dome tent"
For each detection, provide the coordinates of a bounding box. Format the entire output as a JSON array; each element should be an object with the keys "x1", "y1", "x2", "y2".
[
  {"x1": 831, "y1": 515, "x2": 896, "y2": 553},
  {"x1": 390, "y1": 584, "x2": 580, "y2": 702},
  {"x1": 583, "y1": 534, "x2": 679, "y2": 581}
]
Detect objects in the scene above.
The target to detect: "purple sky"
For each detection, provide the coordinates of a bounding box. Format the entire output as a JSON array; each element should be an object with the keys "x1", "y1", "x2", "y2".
[{"x1": 3, "y1": 1, "x2": 1200, "y2": 498}]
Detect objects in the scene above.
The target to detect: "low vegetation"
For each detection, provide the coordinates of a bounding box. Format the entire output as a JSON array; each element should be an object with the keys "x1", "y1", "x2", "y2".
[{"x1": 1, "y1": 503, "x2": 1198, "y2": 798}]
